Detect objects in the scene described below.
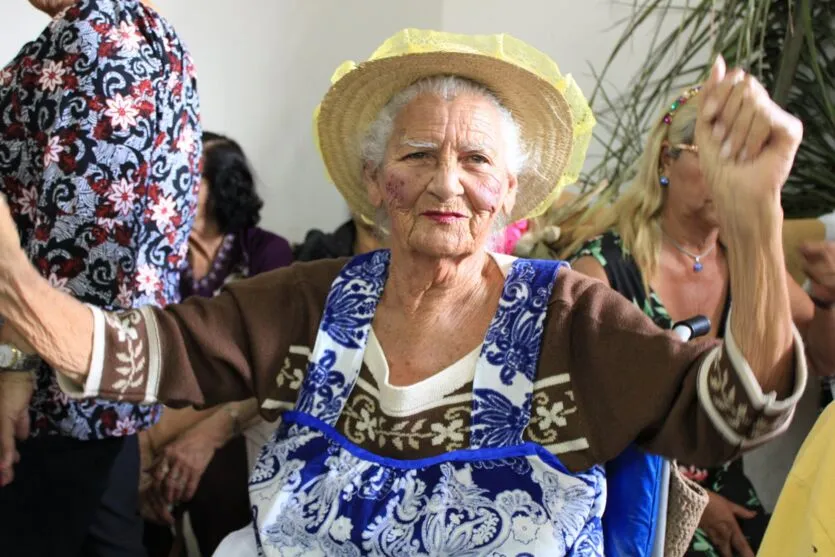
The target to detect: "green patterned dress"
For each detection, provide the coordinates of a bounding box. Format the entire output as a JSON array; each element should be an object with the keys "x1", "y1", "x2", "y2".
[{"x1": 572, "y1": 230, "x2": 770, "y2": 556}]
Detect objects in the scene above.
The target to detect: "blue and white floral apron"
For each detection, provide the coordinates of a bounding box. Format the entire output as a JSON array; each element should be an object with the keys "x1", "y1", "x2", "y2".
[{"x1": 240, "y1": 250, "x2": 606, "y2": 556}]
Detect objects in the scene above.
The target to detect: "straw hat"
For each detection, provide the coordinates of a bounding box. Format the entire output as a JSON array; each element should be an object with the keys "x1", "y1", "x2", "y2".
[{"x1": 314, "y1": 28, "x2": 595, "y2": 222}]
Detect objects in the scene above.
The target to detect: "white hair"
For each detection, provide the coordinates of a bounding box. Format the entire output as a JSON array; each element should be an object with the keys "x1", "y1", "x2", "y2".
[{"x1": 360, "y1": 75, "x2": 528, "y2": 176}]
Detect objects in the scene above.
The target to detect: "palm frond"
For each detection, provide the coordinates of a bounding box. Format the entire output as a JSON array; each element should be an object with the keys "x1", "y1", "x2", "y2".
[{"x1": 580, "y1": 0, "x2": 835, "y2": 218}]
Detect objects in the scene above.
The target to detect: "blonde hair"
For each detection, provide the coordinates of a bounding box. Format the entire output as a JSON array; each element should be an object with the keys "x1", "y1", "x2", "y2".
[{"x1": 563, "y1": 89, "x2": 700, "y2": 292}]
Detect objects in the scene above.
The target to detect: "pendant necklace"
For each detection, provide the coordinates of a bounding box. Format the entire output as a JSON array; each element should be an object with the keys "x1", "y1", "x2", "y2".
[{"x1": 663, "y1": 231, "x2": 716, "y2": 272}]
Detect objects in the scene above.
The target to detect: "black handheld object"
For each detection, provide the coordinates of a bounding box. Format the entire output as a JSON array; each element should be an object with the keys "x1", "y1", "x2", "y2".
[{"x1": 671, "y1": 315, "x2": 711, "y2": 342}]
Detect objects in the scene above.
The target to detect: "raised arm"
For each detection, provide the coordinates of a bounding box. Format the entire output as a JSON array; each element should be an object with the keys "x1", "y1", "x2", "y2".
[
  {"x1": 0, "y1": 217, "x2": 316, "y2": 410},
  {"x1": 566, "y1": 276, "x2": 806, "y2": 466},
  {"x1": 696, "y1": 56, "x2": 803, "y2": 401},
  {"x1": 569, "y1": 57, "x2": 808, "y2": 465}
]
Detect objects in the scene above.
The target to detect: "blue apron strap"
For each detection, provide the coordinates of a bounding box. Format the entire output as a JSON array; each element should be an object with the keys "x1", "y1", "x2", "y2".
[
  {"x1": 470, "y1": 257, "x2": 567, "y2": 449},
  {"x1": 294, "y1": 250, "x2": 390, "y2": 426}
]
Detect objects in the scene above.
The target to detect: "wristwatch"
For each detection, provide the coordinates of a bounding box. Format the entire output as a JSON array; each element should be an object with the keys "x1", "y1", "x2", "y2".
[{"x1": 0, "y1": 344, "x2": 41, "y2": 372}]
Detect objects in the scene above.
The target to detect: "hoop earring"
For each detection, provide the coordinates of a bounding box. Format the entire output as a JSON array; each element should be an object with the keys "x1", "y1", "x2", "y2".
[{"x1": 659, "y1": 176, "x2": 670, "y2": 187}]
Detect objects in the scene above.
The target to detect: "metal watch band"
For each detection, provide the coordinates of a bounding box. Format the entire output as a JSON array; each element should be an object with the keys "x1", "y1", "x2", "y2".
[{"x1": 0, "y1": 344, "x2": 42, "y2": 372}]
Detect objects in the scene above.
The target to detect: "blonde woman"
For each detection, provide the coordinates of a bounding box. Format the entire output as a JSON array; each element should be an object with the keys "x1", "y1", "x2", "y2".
[{"x1": 568, "y1": 85, "x2": 835, "y2": 556}]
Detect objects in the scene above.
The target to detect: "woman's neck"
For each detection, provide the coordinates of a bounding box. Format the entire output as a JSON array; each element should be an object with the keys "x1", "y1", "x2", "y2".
[
  {"x1": 353, "y1": 226, "x2": 380, "y2": 255},
  {"x1": 659, "y1": 209, "x2": 720, "y2": 253},
  {"x1": 188, "y1": 220, "x2": 226, "y2": 279},
  {"x1": 383, "y1": 247, "x2": 496, "y2": 318}
]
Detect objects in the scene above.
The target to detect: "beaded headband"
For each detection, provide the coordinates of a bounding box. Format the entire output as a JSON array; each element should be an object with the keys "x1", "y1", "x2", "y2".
[{"x1": 662, "y1": 85, "x2": 702, "y2": 125}]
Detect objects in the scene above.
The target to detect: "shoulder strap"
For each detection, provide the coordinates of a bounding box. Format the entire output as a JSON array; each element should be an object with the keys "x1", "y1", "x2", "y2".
[
  {"x1": 294, "y1": 250, "x2": 390, "y2": 425},
  {"x1": 470, "y1": 257, "x2": 565, "y2": 449}
]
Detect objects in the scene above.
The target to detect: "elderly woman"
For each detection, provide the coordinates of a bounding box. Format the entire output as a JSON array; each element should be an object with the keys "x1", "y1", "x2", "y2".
[
  {"x1": 567, "y1": 84, "x2": 835, "y2": 557},
  {"x1": 0, "y1": 30, "x2": 811, "y2": 556}
]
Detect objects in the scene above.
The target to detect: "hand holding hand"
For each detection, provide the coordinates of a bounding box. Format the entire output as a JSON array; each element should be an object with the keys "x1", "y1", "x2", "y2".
[
  {"x1": 696, "y1": 56, "x2": 803, "y2": 233},
  {"x1": 152, "y1": 420, "x2": 220, "y2": 505}
]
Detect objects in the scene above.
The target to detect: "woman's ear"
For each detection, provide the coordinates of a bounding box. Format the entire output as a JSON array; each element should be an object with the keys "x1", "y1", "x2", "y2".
[
  {"x1": 364, "y1": 162, "x2": 383, "y2": 208},
  {"x1": 659, "y1": 141, "x2": 673, "y2": 174},
  {"x1": 501, "y1": 173, "x2": 518, "y2": 217}
]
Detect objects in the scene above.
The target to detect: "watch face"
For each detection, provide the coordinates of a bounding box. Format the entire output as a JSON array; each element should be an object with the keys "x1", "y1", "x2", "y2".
[{"x1": 0, "y1": 345, "x2": 14, "y2": 368}]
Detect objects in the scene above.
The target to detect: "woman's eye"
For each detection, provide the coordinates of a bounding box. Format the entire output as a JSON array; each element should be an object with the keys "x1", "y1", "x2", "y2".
[
  {"x1": 467, "y1": 154, "x2": 489, "y2": 164},
  {"x1": 404, "y1": 152, "x2": 429, "y2": 160}
]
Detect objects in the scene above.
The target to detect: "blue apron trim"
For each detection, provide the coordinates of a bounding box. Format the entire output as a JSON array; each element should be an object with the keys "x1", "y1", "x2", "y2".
[{"x1": 283, "y1": 410, "x2": 578, "y2": 475}]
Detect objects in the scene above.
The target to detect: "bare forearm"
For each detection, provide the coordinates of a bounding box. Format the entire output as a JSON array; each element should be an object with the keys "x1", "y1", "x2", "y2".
[
  {"x1": 0, "y1": 252, "x2": 93, "y2": 380},
  {"x1": 148, "y1": 407, "x2": 218, "y2": 450},
  {"x1": 726, "y1": 204, "x2": 794, "y2": 397},
  {"x1": 200, "y1": 399, "x2": 261, "y2": 448}
]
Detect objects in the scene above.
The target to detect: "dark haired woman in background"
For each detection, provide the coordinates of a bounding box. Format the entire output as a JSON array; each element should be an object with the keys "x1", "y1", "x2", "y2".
[{"x1": 140, "y1": 132, "x2": 293, "y2": 556}]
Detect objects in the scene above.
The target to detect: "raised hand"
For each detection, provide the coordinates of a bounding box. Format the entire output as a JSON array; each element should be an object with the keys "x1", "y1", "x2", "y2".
[{"x1": 695, "y1": 56, "x2": 803, "y2": 230}]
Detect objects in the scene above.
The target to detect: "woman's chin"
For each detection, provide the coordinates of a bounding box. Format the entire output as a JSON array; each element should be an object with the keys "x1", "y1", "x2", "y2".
[{"x1": 406, "y1": 232, "x2": 477, "y2": 260}]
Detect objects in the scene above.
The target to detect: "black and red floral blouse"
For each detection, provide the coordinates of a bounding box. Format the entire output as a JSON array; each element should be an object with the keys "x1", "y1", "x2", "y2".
[{"x1": 0, "y1": 0, "x2": 201, "y2": 439}]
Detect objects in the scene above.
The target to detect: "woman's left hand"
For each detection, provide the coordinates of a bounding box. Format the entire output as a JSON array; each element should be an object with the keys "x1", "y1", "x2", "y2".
[
  {"x1": 152, "y1": 422, "x2": 219, "y2": 505},
  {"x1": 696, "y1": 56, "x2": 803, "y2": 228},
  {"x1": 799, "y1": 241, "x2": 835, "y2": 304},
  {"x1": 699, "y1": 491, "x2": 757, "y2": 557}
]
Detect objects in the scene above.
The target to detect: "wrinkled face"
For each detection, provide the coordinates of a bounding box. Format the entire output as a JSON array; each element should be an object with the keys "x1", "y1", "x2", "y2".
[
  {"x1": 661, "y1": 141, "x2": 717, "y2": 225},
  {"x1": 365, "y1": 93, "x2": 517, "y2": 258}
]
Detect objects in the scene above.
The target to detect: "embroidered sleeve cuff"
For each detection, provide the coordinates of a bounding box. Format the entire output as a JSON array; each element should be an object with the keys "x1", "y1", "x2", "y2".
[
  {"x1": 56, "y1": 305, "x2": 106, "y2": 399},
  {"x1": 56, "y1": 306, "x2": 160, "y2": 404},
  {"x1": 698, "y1": 310, "x2": 808, "y2": 450}
]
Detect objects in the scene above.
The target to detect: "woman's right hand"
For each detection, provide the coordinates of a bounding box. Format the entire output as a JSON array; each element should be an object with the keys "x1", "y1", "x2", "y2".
[
  {"x1": 697, "y1": 56, "x2": 802, "y2": 232},
  {"x1": 152, "y1": 418, "x2": 222, "y2": 505},
  {"x1": 699, "y1": 490, "x2": 757, "y2": 557}
]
